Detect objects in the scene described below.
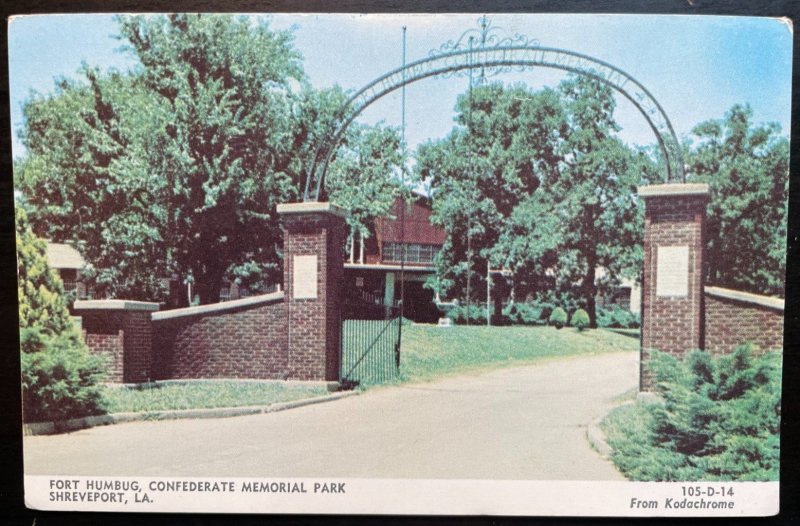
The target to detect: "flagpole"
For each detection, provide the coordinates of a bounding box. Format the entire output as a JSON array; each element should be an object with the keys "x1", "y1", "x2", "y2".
[
  {"x1": 400, "y1": 26, "x2": 408, "y2": 314},
  {"x1": 396, "y1": 25, "x2": 407, "y2": 369}
]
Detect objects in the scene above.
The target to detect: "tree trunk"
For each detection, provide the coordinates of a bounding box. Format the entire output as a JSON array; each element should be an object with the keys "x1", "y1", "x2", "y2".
[
  {"x1": 585, "y1": 262, "x2": 598, "y2": 329},
  {"x1": 493, "y1": 278, "x2": 506, "y2": 325},
  {"x1": 193, "y1": 266, "x2": 225, "y2": 305}
]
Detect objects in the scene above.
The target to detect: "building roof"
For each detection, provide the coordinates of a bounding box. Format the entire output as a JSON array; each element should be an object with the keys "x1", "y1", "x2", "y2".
[
  {"x1": 46, "y1": 242, "x2": 85, "y2": 270},
  {"x1": 376, "y1": 196, "x2": 447, "y2": 246}
]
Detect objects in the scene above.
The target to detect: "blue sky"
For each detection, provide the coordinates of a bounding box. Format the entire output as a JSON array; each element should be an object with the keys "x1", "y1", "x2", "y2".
[{"x1": 7, "y1": 13, "x2": 793, "y2": 161}]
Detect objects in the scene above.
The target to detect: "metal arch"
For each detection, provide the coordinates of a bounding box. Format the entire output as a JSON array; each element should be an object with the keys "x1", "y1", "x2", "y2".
[{"x1": 304, "y1": 42, "x2": 684, "y2": 202}]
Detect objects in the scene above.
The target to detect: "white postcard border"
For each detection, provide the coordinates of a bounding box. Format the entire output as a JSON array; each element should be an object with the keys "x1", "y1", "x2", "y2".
[{"x1": 25, "y1": 476, "x2": 779, "y2": 516}]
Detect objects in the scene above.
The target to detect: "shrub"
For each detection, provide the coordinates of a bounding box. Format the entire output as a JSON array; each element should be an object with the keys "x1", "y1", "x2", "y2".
[
  {"x1": 16, "y1": 208, "x2": 78, "y2": 340},
  {"x1": 603, "y1": 345, "x2": 781, "y2": 481},
  {"x1": 447, "y1": 304, "x2": 487, "y2": 325},
  {"x1": 502, "y1": 302, "x2": 544, "y2": 325},
  {"x1": 597, "y1": 305, "x2": 641, "y2": 329},
  {"x1": 21, "y1": 332, "x2": 106, "y2": 423},
  {"x1": 17, "y1": 207, "x2": 107, "y2": 423},
  {"x1": 571, "y1": 309, "x2": 590, "y2": 331},
  {"x1": 548, "y1": 307, "x2": 568, "y2": 329}
]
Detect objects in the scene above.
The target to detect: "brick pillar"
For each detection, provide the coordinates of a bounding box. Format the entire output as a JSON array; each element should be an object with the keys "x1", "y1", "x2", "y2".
[
  {"x1": 639, "y1": 184, "x2": 709, "y2": 390},
  {"x1": 73, "y1": 300, "x2": 159, "y2": 383},
  {"x1": 277, "y1": 202, "x2": 348, "y2": 382}
]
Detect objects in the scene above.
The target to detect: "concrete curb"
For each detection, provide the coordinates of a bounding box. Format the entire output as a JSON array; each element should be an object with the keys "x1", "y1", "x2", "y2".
[
  {"x1": 586, "y1": 418, "x2": 613, "y2": 458},
  {"x1": 23, "y1": 390, "x2": 359, "y2": 436},
  {"x1": 586, "y1": 400, "x2": 635, "y2": 459}
]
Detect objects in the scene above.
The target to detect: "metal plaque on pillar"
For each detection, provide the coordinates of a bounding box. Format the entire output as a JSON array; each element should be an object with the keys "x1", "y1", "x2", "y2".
[
  {"x1": 293, "y1": 254, "x2": 318, "y2": 299},
  {"x1": 656, "y1": 245, "x2": 689, "y2": 297}
]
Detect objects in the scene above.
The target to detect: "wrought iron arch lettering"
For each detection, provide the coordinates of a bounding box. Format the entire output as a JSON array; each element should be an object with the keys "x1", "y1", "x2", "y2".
[{"x1": 304, "y1": 25, "x2": 684, "y2": 201}]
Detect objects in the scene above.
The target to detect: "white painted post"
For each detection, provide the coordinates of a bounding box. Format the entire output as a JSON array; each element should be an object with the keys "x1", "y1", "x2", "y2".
[
  {"x1": 349, "y1": 231, "x2": 355, "y2": 264},
  {"x1": 384, "y1": 272, "x2": 396, "y2": 308}
]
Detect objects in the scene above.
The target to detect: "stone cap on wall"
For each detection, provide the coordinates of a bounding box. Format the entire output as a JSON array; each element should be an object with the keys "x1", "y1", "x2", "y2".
[
  {"x1": 152, "y1": 291, "x2": 284, "y2": 322},
  {"x1": 638, "y1": 183, "x2": 709, "y2": 197},
  {"x1": 705, "y1": 286, "x2": 784, "y2": 312},
  {"x1": 73, "y1": 299, "x2": 160, "y2": 312},
  {"x1": 276, "y1": 201, "x2": 349, "y2": 218}
]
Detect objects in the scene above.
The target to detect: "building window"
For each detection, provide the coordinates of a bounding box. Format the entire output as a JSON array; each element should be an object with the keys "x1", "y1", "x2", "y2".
[{"x1": 383, "y1": 243, "x2": 438, "y2": 264}]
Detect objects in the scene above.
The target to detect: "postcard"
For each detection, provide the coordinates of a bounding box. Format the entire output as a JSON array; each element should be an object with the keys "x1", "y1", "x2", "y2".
[{"x1": 10, "y1": 12, "x2": 790, "y2": 516}]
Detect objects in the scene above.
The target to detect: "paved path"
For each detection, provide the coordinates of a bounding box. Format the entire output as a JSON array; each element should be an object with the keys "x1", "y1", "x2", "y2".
[{"x1": 24, "y1": 352, "x2": 638, "y2": 480}]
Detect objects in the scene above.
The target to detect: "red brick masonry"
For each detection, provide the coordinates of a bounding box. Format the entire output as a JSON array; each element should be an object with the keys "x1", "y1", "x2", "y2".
[
  {"x1": 640, "y1": 186, "x2": 707, "y2": 359},
  {"x1": 639, "y1": 184, "x2": 708, "y2": 390},
  {"x1": 704, "y1": 286, "x2": 784, "y2": 355},
  {"x1": 73, "y1": 300, "x2": 159, "y2": 383},
  {"x1": 638, "y1": 184, "x2": 784, "y2": 390},
  {"x1": 77, "y1": 204, "x2": 348, "y2": 384},
  {"x1": 279, "y1": 203, "x2": 347, "y2": 382},
  {"x1": 151, "y1": 293, "x2": 288, "y2": 380},
  {"x1": 83, "y1": 330, "x2": 124, "y2": 381}
]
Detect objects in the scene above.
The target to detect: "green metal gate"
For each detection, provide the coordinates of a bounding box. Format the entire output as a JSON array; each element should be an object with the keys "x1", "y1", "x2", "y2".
[{"x1": 340, "y1": 293, "x2": 401, "y2": 388}]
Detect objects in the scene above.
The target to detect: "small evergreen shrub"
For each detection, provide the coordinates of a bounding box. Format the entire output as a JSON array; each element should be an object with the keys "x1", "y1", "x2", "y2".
[
  {"x1": 17, "y1": 207, "x2": 107, "y2": 423},
  {"x1": 571, "y1": 309, "x2": 590, "y2": 331},
  {"x1": 597, "y1": 305, "x2": 641, "y2": 329},
  {"x1": 502, "y1": 302, "x2": 544, "y2": 325},
  {"x1": 448, "y1": 304, "x2": 487, "y2": 325},
  {"x1": 21, "y1": 332, "x2": 106, "y2": 423},
  {"x1": 548, "y1": 307, "x2": 568, "y2": 329},
  {"x1": 603, "y1": 345, "x2": 781, "y2": 481}
]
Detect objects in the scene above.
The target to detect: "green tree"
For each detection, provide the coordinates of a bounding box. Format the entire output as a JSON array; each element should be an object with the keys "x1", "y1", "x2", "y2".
[
  {"x1": 418, "y1": 77, "x2": 654, "y2": 325},
  {"x1": 16, "y1": 207, "x2": 106, "y2": 422},
  {"x1": 17, "y1": 15, "x2": 406, "y2": 305},
  {"x1": 685, "y1": 104, "x2": 789, "y2": 297},
  {"x1": 16, "y1": 207, "x2": 78, "y2": 343},
  {"x1": 117, "y1": 14, "x2": 305, "y2": 304},
  {"x1": 533, "y1": 76, "x2": 656, "y2": 326},
  {"x1": 417, "y1": 82, "x2": 566, "y2": 305},
  {"x1": 17, "y1": 14, "x2": 305, "y2": 303},
  {"x1": 327, "y1": 122, "x2": 408, "y2": 251},
  {"x1": 16, "y1": 69, "x2": 169, "y2": 301}
]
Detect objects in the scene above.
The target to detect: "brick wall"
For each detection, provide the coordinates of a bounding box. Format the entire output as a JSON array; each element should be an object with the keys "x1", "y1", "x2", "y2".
[
  {"x1": 74, "y1": 300, "x2": 160, "y2": 383},
  {"x1": 704, "y1": 287, "x2": 784, "y2": 355},
  {"x1": 84, "y1": 329, "x2": 124, "y2": 382},
  {"x1": 639, "y1": 185, "x2": 708, "y2": 390},
  {"x1": 641, "y1": 194, "x2": 707, "y2": 355},
  {"x1": 325, "y1": 215, "x2": 346, "y2": 380},
  {"x1": 284, "y1": 223, "x2": 327, "y2": 380},
  {"x1": 76, "y1": 203, "x2": 350, "y2": 385},
  {"x1": 123, "y1": 311, "x2": 153, "y2": 383},
  {"x1": 152, "y1": 293, "x2": 288, "y2": 380},
  {"x1": 281, "y1": 205, "x2": 347, "y2": 382}
]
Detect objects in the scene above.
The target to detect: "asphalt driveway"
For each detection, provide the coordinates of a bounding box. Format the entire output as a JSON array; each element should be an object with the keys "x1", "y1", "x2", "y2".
[{"x1": 24, "y1": 351, "x2": 638, "y2": 480}]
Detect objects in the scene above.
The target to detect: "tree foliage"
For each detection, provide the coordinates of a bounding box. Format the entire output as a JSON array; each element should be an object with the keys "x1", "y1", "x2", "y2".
[
  {"x1": 16, "y1": 69, "x2": 170, "y2": 301},
  {"x1": 685, "y1": 104, "x2": 789, "y2": 297},
  {"x1": 131, "y1": 14, "x2": 303, "y2": 304},
  {"x1": 16, "y1": 14, "x2": 403, "y2": 304},
  {"x1": 16, "y1": 207, "x2": 79, "y2": 342},
  {"x1": 327, "y1": 122, "x2": 408, "y2": 249},
  {"x1": 417, "y1": 77, "x2": 657, "y2": 325},
  {"x1": 419, "y1": 77, "x2": 788, "y2": 324}
]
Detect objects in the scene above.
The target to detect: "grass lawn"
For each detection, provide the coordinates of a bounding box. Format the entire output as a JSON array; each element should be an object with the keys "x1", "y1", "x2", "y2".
[
  {"x1": 399, "y1": 324, "x2": 639, "y2": 383},
  {"x1": 103, "y1": 381, "x2": 329, "y2": 414}
]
